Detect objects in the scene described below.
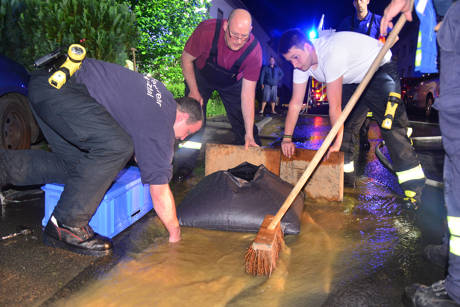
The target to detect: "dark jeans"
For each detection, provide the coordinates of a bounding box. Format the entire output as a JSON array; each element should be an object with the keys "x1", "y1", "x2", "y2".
[{"x1": 1, "y1": 72, "x2": 133, "y2": 227}]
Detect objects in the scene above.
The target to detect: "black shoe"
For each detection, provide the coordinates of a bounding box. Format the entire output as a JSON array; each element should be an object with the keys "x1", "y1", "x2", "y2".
[
  {"x1": 172, "y1": 167, "x2": 193, "y2": 183},
  {"x1": 43, "y1": 215, "x2": 112, "y2": 256},
  {"x1": 424, "y1": 244, "x2": 449, "y2": 269},
  {"x1": 403, "y1": 280, "x2": 460, "y2": 306},
  {"x1": 344, "y1": 172, "x2": 356, "y2": 188}
]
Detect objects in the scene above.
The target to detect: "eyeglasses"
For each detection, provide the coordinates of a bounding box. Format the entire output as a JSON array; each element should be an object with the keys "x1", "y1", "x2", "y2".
[{"x1": 227, "y1": 29, "x2": 250, "y2": 42}]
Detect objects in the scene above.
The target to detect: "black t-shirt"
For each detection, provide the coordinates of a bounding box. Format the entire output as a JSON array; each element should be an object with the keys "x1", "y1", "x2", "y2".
[{"x1": 75, "y1": 58, "x2": 176, "y2": 185}]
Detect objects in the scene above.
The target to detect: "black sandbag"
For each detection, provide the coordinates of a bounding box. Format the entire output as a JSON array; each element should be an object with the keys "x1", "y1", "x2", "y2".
[{"x1": 177, "y1": 162, "x2": 304, "y2": 234}]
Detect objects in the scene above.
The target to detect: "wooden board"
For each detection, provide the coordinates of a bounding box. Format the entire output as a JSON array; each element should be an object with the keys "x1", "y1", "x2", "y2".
[
  {"x1": 280, "y1": 149, "x2": 344, "y2": 202},
  {"x1": 205, "y1": 144, "x2": 343, "y2": 201},
  {"x1": 205, "y1": 143, "x2": 281, "y2": 176}
]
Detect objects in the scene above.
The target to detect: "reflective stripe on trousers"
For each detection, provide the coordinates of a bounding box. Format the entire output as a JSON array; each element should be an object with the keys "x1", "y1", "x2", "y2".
[
  {"x1": 396, "y1": 164, "x2": 425, "y2": 184},
  {"x1": 448, "y1": 216, "x2": 460, "y2": 256},
  {"x1": 344, "y1": 160, "x2": 354, "y2": 173},
  {"x1": 178, "y1": 141, "x2": 202, "y2": 150}
]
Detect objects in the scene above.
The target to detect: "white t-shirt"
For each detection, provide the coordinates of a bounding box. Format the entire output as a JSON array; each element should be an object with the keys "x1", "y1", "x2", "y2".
[{"x1": 293, "y1": 31, "x2": 392, "y2": 85}]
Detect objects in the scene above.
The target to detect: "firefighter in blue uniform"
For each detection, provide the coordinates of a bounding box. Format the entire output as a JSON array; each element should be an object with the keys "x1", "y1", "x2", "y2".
[{"x1": 381, "y1": 0, "x2": 460, "y2": 305}]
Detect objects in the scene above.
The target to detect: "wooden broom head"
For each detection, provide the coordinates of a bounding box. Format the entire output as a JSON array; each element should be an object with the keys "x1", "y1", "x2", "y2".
[{"x1": 245, "y1": 215, "x2": 284, "y2": 276}]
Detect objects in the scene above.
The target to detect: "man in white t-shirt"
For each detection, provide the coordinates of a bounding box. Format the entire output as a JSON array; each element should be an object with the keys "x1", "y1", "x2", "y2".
[{"x1": 278, "y1": 29, "x2": 425, "y2": 207}]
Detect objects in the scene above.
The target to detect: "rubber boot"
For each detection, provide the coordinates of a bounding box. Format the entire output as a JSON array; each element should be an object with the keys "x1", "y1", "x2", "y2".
[
  {"x1": 424, "y1": 243, "x2": 449, "y2": 270},
  {"x1": 404, "y1": 280, "x2": 460, "y2": 306}
]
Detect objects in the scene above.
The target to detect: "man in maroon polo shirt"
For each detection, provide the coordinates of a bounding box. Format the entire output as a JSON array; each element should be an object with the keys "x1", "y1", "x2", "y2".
[{"x1": 173, "y1": 8, "x2": 263, "y2": 182}]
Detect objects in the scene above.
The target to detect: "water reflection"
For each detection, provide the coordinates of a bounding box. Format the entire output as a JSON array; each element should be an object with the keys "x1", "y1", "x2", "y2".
[
  {"x1": 294, "y1": 116, "x2": 330, "y2": 150},
  {"x1": 57, "y1": 115, "x2": 428, "y2": 306}
]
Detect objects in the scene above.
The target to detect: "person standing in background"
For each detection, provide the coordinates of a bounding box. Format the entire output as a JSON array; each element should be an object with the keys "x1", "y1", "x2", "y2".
[{"x1": 259, "y1": 56, "x2": 284, "y2": 115}]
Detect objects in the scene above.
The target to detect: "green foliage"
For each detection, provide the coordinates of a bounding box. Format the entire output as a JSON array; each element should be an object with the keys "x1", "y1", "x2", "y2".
[
  {"x1": 0, "y1": 0, "x2": 25, "y2": 59},
  {"x1": 130, "y1": 0, "x2": 224, "y2": 116},
  {"x1": 165, "y1": 83, "x2": 226, "y2": 118},
  {"x1": 1, "y1": 0, "x2": 138, "y2": 68},
  {"x1": 129, "y1": 0, "x2": 210, "y2": 84},
  {"x1": 206, "y1": 91, "x2": 226, "y2": 118},
  {"x1": 165, "y1": 82, "x2": 185, "y2": 99}
]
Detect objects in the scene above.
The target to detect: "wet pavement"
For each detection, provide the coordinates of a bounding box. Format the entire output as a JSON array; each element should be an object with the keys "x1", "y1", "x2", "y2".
[{"x1": 0, "y1": 110, "x2": 447, "y2": 306}]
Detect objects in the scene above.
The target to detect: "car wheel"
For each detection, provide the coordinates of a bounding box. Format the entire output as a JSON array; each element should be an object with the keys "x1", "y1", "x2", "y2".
[
  {"x1": 0, "y1": 93, "x2": 32, "y2": 149},
  {"x1": 15, "y1": 93, "x2": 40, "y2": 144},
  {"x1": 425, "y1": 94, "x2": 434, "y2": 117}
]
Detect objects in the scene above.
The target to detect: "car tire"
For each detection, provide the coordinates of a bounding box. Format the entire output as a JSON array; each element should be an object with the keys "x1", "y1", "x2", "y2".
[
  {"x1": 425, "y1": 94, "x2": 434, "y2": 117},
  {"x1": 16, "y1": 94, "x2": 40, "y2": 144},
  {"x1": 0, "y1": 93, "x2": 33, "y2": 150}
]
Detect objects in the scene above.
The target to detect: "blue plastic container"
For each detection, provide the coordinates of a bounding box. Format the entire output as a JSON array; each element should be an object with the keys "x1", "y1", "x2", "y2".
[{"x1": 41, "y1": 166, "x2": 153, "y2": 238}]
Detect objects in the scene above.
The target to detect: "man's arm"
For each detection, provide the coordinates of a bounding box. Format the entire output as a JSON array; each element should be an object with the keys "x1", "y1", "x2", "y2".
[
  {"x1": 241, "y1": 78, "x2": 259, "y2": 149},
  {"x1": 281, "y1": 82, "x2": 307, "y2": 158},
  {"x1": 149, "y1": 184, "x2": 180, "y2": 243},
  {"x1": 326, "y1": 76, "x2": 344, "y2": 158},
  {"x1": 181, "y1": 50, "x2": 203, "y2": 105}
]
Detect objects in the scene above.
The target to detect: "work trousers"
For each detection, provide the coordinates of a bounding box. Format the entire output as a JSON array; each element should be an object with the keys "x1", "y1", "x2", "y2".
[
  {"x1": 174, "y1": 68, "x2": 261, "y2": 171},
  {"x1": 340, "y1": 62, "x2": 424, "y2": 193},
  {"x1": 437, "y1": 2, "x2": 460, "y2": 302},
  {"x1": 441, "y1": 111, "x2": 460, "y2": 302},
  {"x1": 1, "y1": 72, "x2": 133, "y2": 227}
]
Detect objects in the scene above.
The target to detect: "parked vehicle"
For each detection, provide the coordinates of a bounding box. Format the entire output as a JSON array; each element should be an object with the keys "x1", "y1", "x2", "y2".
[
  {"x1": 307, "y1": 77, "x2": 328, "y2": 109},
  {"x1": 0, "y1": 54, "x2": 40, "y2": 149},
  {"x1": 400, "y1": 77, "x2": 418, "y2": 105},
  {"x1": 404, "y1": 74, "x2": 439, "y2": 118}
]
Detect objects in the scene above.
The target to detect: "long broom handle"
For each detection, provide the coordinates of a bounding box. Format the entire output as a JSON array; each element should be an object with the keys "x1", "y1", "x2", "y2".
[{"x1": 268, "y1": 10, "x2": 410, "y2": 231}]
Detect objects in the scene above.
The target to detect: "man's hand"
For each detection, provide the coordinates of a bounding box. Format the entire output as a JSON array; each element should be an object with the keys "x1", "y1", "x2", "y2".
[
  {"x1": 326, "y1": 142, "x2": 341, "y2": 160},
  {"x1": 188, "y1": 91, "x2": 203, "y2": 106},
  {"x1": 281, "y1": 139, "x2": 295, "y2": 158},
  {"x1": 150, "y1": 184, "x2": 181, "y2": 243},
  {"x1": 244, "y1": 134, "x2": 260, "y2": 149},
  {"x1": 181, "y1": 51, "x2": 203, "y2": 106},
  {"x1": 381, "y1": 0, "x2": 413, "y2": 36},
  {"x1": 168, "y1": 227, "x2": 181, "y2": 243}
]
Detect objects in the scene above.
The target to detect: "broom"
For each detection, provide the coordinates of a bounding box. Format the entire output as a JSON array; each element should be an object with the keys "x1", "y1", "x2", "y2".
[{"x1": 245, "y1": 10, "x2": 410, "y2": 276}]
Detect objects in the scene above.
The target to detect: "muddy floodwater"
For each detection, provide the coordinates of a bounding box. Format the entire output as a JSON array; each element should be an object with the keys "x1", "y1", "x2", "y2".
[{"x1": 54, "y1": 116, "x2": 445, "y2": 307}]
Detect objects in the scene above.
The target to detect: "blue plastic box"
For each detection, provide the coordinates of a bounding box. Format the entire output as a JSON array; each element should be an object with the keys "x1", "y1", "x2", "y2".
[{"x1": 41, "y1": 166, "x2": 153, "y2": 238}]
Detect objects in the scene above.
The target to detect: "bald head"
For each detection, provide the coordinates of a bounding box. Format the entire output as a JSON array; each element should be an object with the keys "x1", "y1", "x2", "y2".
[
  {"x1": 228, "y1": 8, "x2": 252, "y2": 27},
  {"x1": 224, "y1": 9, "x2": 253, "y2": 51}
]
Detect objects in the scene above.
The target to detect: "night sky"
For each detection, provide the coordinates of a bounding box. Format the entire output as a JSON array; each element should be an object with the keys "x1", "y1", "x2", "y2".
[{"x1": 240, "y1": 0, "x2": 392, "y2": 37}]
